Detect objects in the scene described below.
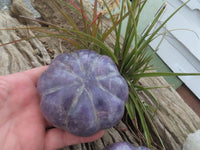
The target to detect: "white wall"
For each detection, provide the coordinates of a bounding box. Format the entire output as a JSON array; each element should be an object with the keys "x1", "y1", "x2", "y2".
[{"x1": 150, "y1": 0, "x2": 200, "y2": 99}]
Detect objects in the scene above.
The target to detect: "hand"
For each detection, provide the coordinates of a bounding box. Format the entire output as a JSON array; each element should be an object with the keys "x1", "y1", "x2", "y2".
[{"x1": 0, "y1": 66, "x2": 104, "y2": 150}]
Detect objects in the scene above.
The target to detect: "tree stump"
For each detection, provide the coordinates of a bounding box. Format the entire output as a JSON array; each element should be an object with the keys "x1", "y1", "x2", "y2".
[{"x1": 0, "y1": 0, "x2": 199, "y2": 149}]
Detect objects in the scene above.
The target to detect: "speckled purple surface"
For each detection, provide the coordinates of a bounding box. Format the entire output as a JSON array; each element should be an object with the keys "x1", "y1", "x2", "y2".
[
  {"x1": 104, "y1": 142, "x2": 149, "y2": 150},
  {"x1": 37, "y1": 49, "x2": 129, "y2": 137}
]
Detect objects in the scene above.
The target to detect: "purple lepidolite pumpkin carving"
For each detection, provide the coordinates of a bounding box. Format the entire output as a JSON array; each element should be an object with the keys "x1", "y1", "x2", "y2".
[
  {"x1": 104, "y1": 142, "x2": 150, "y2": 150},
  {"x1": 37, "y1": 49, "x2": 129, "y2": 137}
]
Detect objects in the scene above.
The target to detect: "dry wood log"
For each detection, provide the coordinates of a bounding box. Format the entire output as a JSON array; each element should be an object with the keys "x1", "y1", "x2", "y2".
[
  {"x1": 139, "y1": 77, "x2": 200, "y2": 150},
  {"x1": 0, "y1": 0, "x2": 200, "y2": 150},
  {"x1": 0, "y1": 10, "x2": 50, "y2": 75}
]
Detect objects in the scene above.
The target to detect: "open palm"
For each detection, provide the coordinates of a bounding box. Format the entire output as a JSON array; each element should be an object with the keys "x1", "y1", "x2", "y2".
[{"x1": 0, "y1": 66, "x2": 103, "y2": 150}]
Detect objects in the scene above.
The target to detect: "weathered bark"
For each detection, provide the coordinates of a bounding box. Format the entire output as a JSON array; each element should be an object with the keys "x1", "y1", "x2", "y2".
[
  {"x1": 59, "y1": 121, "x2": 139, "y2": 150},
  {"x1": 0, "y1": 8, "x2": 50, "y2": 75},
  {"x1": 139, "y1": 76, "x2": 200, "y2": 150},
  {"x1": 0, "y1": 0, "x2": 200, "y2": 150}
]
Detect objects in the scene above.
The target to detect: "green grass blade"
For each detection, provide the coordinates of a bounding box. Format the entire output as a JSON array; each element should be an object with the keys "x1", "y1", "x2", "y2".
[
  {"x1": 144, "y1": 110, "x2": 166, "y2": 150},
  {"x1": 127, "y1": 1, "x2": 138, "y2": 72},
  {"x1": 94, "y1": 13, "x2": 102, "y2": 38},
  {"x1": 137, "y1": 3, "x2": 166, "y2": 48},
  {"x1": 80, "y1": 0, "x2": 89, "y2": 34},
  {"x1": 102, "y1": 0, "x2": 118, "y2": 26},
  {"x1": 32, "y1": 28, "x2": 81, "y2": 48},
  {"x1": 0, "y1": 26, "x2": 79, "y2": 48},
  {"x1": 131, "y1": 72, "x2": 200, "y2": 78},
  {"x1": 91, "y1": 0, "x2": 98, "y2": 36},
  {"x1": 128, "y1": 79, "x2": 166, "y2": 149},
  {"x1": 125, "y1": 97, "x2": 136, "y2": 119},
  {"x1": 114, "y1": 0, "x2": 126, "y2": 57},
  {"x1": 19, "y1": 16, "x2": 64, "y2": 29},
  {"x1": 46, "y1": 30, "x2": 118, "y2": 63},
  {"x1": 9, "y1": 28, "x2": 116, "y2": 62},
  {"x1": 138, "y1": 0, "x2": 190, "y2": 54},
  {"x1": 135, "y1": 85, "x2": 159, "y2": 108},
  {"x1": 136, "y1": 0, "x2": 147, "y2": 25},
  {"x1": 122, "y1": 0, "x2": 190, "y2": 73},
  {"x1": 121, "y1": 5, "x2": 166, "y2": 72},
  {"x1": 50, "y1": 0, "x2": 80, "y2": 31},
  {"x1": 128, "y1": 81, "x2": 152, "y2": 148},
  {"x1": 101, "y1": 11, "x2": 129, "y2": 42},
  {"x1": 0, "y1": 26, "x2": 50, "y2": 31},
  {"x1": 101, "y1": 0, "x2": 118, "y2": 36},
  {"x1": 57, "y1": 0, "x2": 82, "y2": 16},
  {"x1": 58, "y1": 0, "x2": 90, "y2": 33},
  {"x1": 121, "y1": 1, "x2": 134, "y2": 57}
]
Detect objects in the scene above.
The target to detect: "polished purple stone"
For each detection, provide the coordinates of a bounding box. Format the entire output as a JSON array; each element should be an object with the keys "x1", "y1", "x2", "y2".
[
  {"x1": 37, "y1": 49, "x2": 129, "y2": 137},
  {"x1": 104, "y1": 142, "x2": 150, "y2": 150}
]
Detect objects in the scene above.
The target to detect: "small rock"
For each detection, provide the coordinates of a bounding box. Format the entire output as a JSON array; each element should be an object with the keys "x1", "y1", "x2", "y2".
[{"x1": 183, "y1": 130, "x2": 200, "y2": 150}]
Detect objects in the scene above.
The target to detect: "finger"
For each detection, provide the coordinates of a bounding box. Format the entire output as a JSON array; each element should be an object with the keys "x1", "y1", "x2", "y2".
[
  {"x1": 23, "y1": 66, "x2": 48, "y2": 85},
  {"x1": 1, "y1": 66, "x2": 48, "y2": 87},
  {"x1": 45, "y1": 128, "x2": 104, "y2": 150}
]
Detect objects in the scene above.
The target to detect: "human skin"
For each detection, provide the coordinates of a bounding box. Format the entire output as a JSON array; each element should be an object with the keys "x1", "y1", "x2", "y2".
[{"x1": 0, "y1": 66, "x2": 104, "y2": 150}]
